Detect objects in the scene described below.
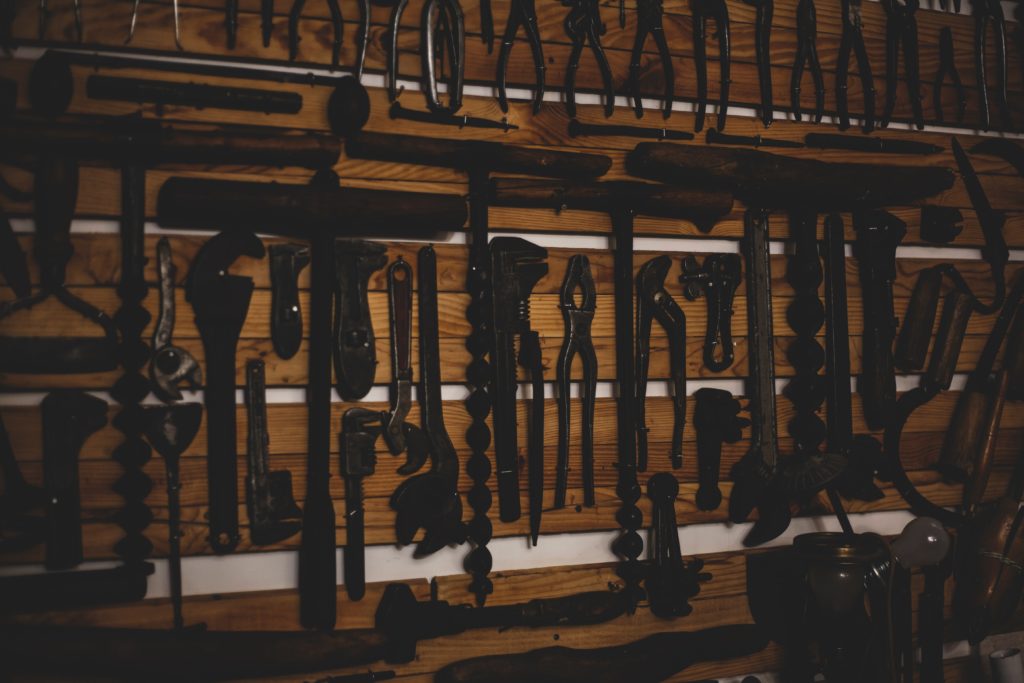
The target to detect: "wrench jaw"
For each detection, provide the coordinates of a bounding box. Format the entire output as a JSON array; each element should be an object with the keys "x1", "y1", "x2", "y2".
[{"x1": 150, "y1": 347, "x2": 202, "y2": 403}]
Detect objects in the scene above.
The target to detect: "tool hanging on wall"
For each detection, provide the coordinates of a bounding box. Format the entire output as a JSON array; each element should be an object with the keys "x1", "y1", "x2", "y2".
[
  {"x1": 691, "y1": 0, "x2": 730, "y2": 132},
  {"x1": 636, "y1": 256, "x2": 688, "y2": 471},
  {"x1": 791, "y1": 0, "x2": 824, "y2": 123},
  {"x1": 555, "y1": 254, "x2": 597, "y2": 509},
  {"x1": 126, "y1": 0, "x2": 182, "y2": 48},
  {"x1": 836, "y1": 0, "x2": 875, "y2": 132},
  {"x1": 140, "y1": 403, "x2": 202, "y2": 631},
  {"x1": 383, "y1": 257, "x2": 413, "y2": 456},
  {"x1": 388, "y1": 0, "x2": 466, "y2": 113},
  {"x1": 334, "y1": 241, "x2": 387, "y2": 400},
  {"x1": 564, "y1": 0, "x2": 614, "y2": 118},
  {"x1": 744, "y1": 0, "x2": 774, "y2": 127},
  {"x1": 288, "y1": 0, "x2": 344, "y2": 67},
  {"x1": 804, "y1": 133, "x2": 941, "y2": 155},
  {"x1": 972, "y1": 139, "x2": 1024, "y2": 177},
  {"x1": 86, "y1": 76, "x2": 304, "y2": 116},
  {"x1": 706, "y1": 128, "x2": 803, "y2": 149},
  {"x1": 974, "y1": 0, "x2": 1012, "y2": 131},
  {"x1": 693, "y1": 388, "x2": 747, "y2": 511},
  {"x1": 934, "y1": 27, "x2": 966, "y2": 124},
  {"x1": 920, "y1": 206, "x2": 964, "y2": 244},
  {"x1": 680, "y1": 254, "x2": 740, "y2": 373},
  {"x1": 340, "y1": 407, "x2": 381, "y2": 601},
  {"x1": 880, "y1": 0, "x2": 923, "y2": 129},
  {"x1": 497, "y1": 0, "x2": 546, "y2": 112},
  {"x1": 151, "y1": 238, "x2": 203, "y2": 402},
  {"x1": 645, "y1": 473, "x2": 710, "y2": 617},
  {"x1": 629, "y1": 0, "x2": 674, "y2": 119},
  {"x1": 269, "y1": 244, "x2": 310, "y2": 361},
  {"x1": 569, "y1": 119, "x2": 693, "y2": 140},
  {"x1": 388, "y1": 102, "x2": 516, "y2": 130},
  {"x1": 37, "y1": 0, "x2": 82, "y2": 41}
]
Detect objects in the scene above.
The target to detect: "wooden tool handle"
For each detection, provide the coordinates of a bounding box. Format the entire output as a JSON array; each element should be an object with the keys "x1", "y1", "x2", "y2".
[{"x1": 963, "y1": 369, "x2": 1011, "y2": 514}]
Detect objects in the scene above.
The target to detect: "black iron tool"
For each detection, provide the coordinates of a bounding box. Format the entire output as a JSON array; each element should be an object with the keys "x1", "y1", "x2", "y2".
[
  {"x1": 691, "y1": 0, "x2": 730, "y2": 132},
  {"x1": 269, "y1": 243, "x2": 310, "y2": 361},
  {"x1": 245, "y1": 360, "x2": 303, "y2": 546},
  {"x1": 568, "y1": 120, "x2": 693, "y2": 140},
  {"x1": 86, "y1": 76, "x2": 303, "y2": 116},
  {"x1": 744, "y1": 0, "x2": 774, "y2": 127},
  {"x1": 151, "y1": 238, "x2": 203, "y2": 402},
  {"x1": 646, "y1": 473, "x2": 710, "y2": 617},
  {"x1": 388, "y1": 102, "x2": 514, "y2": 131},
  {"x1": 334, "y1": 240, "x2": 387, "y2": 401},
  {"x1": 564, "y1": 0, "x2": 614, "y2": 117},
  {"x1": 706, "y1": 128, "x2": 803, "y2": 149},
  {"x1": 693, "y1": 388, "x2": 747, "y2": 511},
  {"x1": 496, "y1": 0, "x2": 546, "y2": 112},
  {"x1": 187, "y1": 230, "x2": 265, "y2": 554},
  {"x1": 341, "y1": 407, "x2": 381, "y2": 601},
  {"x1": 490, "y1": 237, "x2": 548, "y2": 544},
  {"x1": 636, "y1": 256, "x2": 687, "y2": 471},
  {"x1": 974, "y1": 0, "x2": 1012, "y2": 131},
  {"x1": 383, "y1": 257, "x2": 413, "y2": 457},
  {"x1": 836, "y1": 0, "x2": 876, "y2": 132},
  {"x1": 0, "y1": 206, "x2": 29, "y2": 300},
  {"x1": 934, "y1": 27, "x2": 966, "y2": 124},
  {"x1": 972, "y1": 138, "x2": 1024, "y2": 178},
  {"x1": 556, "y1": 254, "x2": 597, "y2": 509},
  {"x1": 804, "y1": 133, "x2": 941, "y2": 155},
  {"x1": 680, "y1": 254, "x2": 741, "y2": 373},
  {"x1": 880, "y1": 0, "x2": 923, "y2": 129},
  {"x1": 791, "y1": 0, "x2": 824, "y2": 123},
  {"x1": 140, "y1": 403, "x2": 203, "y2": 630},
  {"x1": 629, "y1": 0, "x2": 674, "y2": 118},
  {"x1": 388, "y1": 0, "x2": 465, "y2": 113}
]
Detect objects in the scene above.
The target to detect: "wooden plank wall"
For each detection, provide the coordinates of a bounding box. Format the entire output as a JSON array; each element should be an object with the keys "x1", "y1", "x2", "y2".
[{"x1": 1, "y1": 0, "x2": 1023, "y2": 679}]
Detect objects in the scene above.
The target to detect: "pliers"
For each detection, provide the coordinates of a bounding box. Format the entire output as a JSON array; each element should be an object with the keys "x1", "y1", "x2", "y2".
[
  {"x1": 791, "y1": 0, "x2": 824, "y2": 123},
  {"x1": 836, "y1": 0, "x2": 875, "y2": 132},
  {"x1": 933, "y1": 26, "x2": 966, "y2": 124},
  {"x1": 974, "y1": 0, "x2": 1012, "y2": 131},
  {"x1": 497, "y1": 0, "x2": 546, "y2": 113},
  {"x1": 628, "y1": 0, "x2": 674, "y2": 119},
  {"x1": 880, "y1": 0, "x2": 924, "y2": 130},
  {"x1": 691, "y1": 0, "x2": 730, "y2": 132},
  {"x1": 38, "y1": 0, "x2": 82, "y2": 41},
  {"x1": 636, "y1": 255, "x2": 687, "y2": 472},
  {"x1": 288, "y1": 0, "x2": 343, "y2": 68},
  {"x1": 564, "y1": 0, "x2": 615, "y2": 118},
  {"x1": 743, "y1": 0, "x2": 773, "y2": 127},
  {"x1": 420, "y1": 0, "x2": 466, "y2": 112},
  {"x1": 555, "y1": 255, "x2": 597, "y2": 509}
]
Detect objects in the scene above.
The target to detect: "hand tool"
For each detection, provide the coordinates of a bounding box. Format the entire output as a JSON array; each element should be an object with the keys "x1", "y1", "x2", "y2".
[
  {"x1": 743, "y1": 0, "x2": 774, "y2": 127},
  {"x1": 37, "y1": 0, "x2": 82, "y2": 41},
  {"x1": 0, "y1": 205, "x2": 30, "y2": 300},
  {"x1": 0, "y1": 0, "x2": 13, "y2": 54},
  {"x1": 919, "y1": 206, "x2": 963, "y2": 244},
  {"x1": 340, "y1": 407, "x2": 381, "y2": 601},
  {"x1": 880, "y1": 0, "x2": 923, "y2": 129},
  {"x1": 645, "y1": 473, "x2": 710, "y2": 617},
  {"x1": 496, "y1": 0, "x2": 546, "y2": 113},
  {"x1": 564, "y1": 0, "x2": 614, "y2": 118},
  {"x1": 126, "y1": 0, "x2": 182, "y2": 49},
  {"x1": 706, "y1": 128, "x2": 803, "y2": 148},
  {"x1": 804, "y1": 132, "x2": 941, "y2": 155},
  {"x1": 636, "y1": 256, "x2": 687, "y2": 471},
  {"x1": 680, "y1": 254, "x2": 740, "y2": 372},
  {"x1": 187, "y1": 230, "x2": 265, "y2": 555},
  {"x1": 555, "y1": 254, "x2": 597, "y2": 508},
  {"x1": 434, "y1": 626, "x2": 769, "y2": 683},
  {"x1": 836, "y1": 0, "x2": 876, "y2": 132},
  {"x1": 226, "y1": 0, "x2": 239, "y2": 48},
  {"x1": 974, "y1": 0, "x2": 1012, "y2": 131},
  {"x1": 972, "y1": 138, "x2": 1024, "y2": 178},
  {"x1": 387, "y1": 0, "x2": 465, "y2": 113},
  {"x1": 151, "y1": 238, "x2": 203, "y2": 402},
  {"x1": 41, "y1": 390, "x2": 108, "y2": 570},
  {"x1": 289, "y1": 0, "x2": 344, "y2": 67},
  {"x1": 853, "y1": 210, "x2": 905, "y2": 430},
  {"x1": 568, "y1": 119, "x2": 694, "y2": 140},
  {"x1": 383, "y1": 257, "x2": 413, "y2": 456},
  {"x1": 0, "y1": 157, "x2": 119, "y2": 374},
  {"x1": 389, "y1": 101, "x2": 516, "y2": 130},
  {"x1": 307, "y1": 671, "x2": 396, "y2": 683},
  {"x1": 261, "y1": 0, "x2": 274, "y2": 46},
  {"x1": 627, "y1": 143, "x2": 954, "y2": 211},
  {"x1": 490, "y1": 237, "x2": 548, "y2": 544},
  {"x1": 269, "y1": 243, "x2": 310, "y2": 360},
  {"x1": 822, "y1": 214, "x2": 883, "y2": 503},
  {"x1": 3, "y1": 587, "x2": 627, "y2": 679},
  {"x1": 895, "y1": 266, "x2": 942, "y2": 372},
  {"x1": 791, "y1": 0, "x2": 824, "y2": 123},
  {"x1": 333, "y1": 240, "x2": 387, "y2": 400},
  {"x1": 86, "y1": 76, "x2": 303, "y2": 115},
  {"x1": 0, "y1": 413, "x2": 47, "y2": 554},
  {"x1": 140, "y1": 403, "x2": 203, "y2": 630},
  {"x1": 934, "y1": 27, "x2": 966, "y2": 124},
  {"x1": 390, "y1": 245, "x2": 468, "y2": 556},
  {"x1": 692, "y1": 388, "x2": 747, "y2": 511},
  {"x1": 691, "y1": 0, "x2": 730, "y2": 132},
  {"x1": 629, "y1": 0, "x2": 674, "y2": 119},
  {"x1": 245, "y1": 360, "x2": 303, "y2": 546}
]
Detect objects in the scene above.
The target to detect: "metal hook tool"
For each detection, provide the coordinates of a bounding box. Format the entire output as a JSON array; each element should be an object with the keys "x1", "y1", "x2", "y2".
[
  {"x1": 791, "y1": 0, "x2": 824, "y2": 123},
  {"x1": 691, "y1": 0, "x2": 730, "y2": 132},
  {"x1": 880, "y1": 0, "x2": 923, "y2": 129},
  {"x1": 496, "y1": 0, "x2": 546, "y2": 113},
  {"x1": 564, "y1": 0, "x2": 614, "y2": 118},
  {"x1": 629, "y1": 0, "x2": 674, "y2": 119},
  {"x1": 126, "y1": 0, "x2": 182, "y2": 49},
  {"x1": 836, "y1": 0, "x2": 875, "y2": 132}
]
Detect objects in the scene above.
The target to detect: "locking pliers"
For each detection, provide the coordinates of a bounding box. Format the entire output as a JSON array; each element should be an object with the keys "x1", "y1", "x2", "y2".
[
  {"x1": 691, "y1": 0, "x2": 731, "y2": 132},
  {"x1": 555, "y1": 255, "x2": 597, "y2": 509},
  {"x1": 497, "y1": 0, "x2": 546, "y2": 113},
  {"x1": 880, "y1": 0, "x2": 923, "y2": 129},
  {"x1": 973, "y1": 0, "x2": 1012, "y2": 131},
  {"x1": 791, "y1": 0, "x2": 824, "y2": 123},
  {"x1": 629, "y1": 0, "x2": 674, "y2": 119},
  {"x1": 836, "y1": 0, "x2": 875, "y2": 132},
  {"x1": 933, "y1": 26, "x2": 966, "y2": 124},
  {"x1": 564, "y1": 0, "x2": 615, "y2": 118}
]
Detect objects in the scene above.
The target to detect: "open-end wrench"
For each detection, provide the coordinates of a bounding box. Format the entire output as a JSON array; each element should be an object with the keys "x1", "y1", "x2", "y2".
[{"x1": 150, "y1": 238, "x2": 202, "y2": 403}]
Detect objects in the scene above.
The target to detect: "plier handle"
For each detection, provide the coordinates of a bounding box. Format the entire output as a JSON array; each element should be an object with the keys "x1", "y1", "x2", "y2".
[
  {"x1": 691, "y1": 0, "x2": 730, "y2": 132},
  {"x1": 288, "y1": 0, "x2": 343, "y2": 67},
  {"x1": 933, "y1": 26, "x2": 966, "y2": 124},
  {"x1": 974, "y1": 0, "x2": 1012, "y2": 131},
  {"x1": 836, "y1": 0, "x2": 875, "y2": 132},
  {"x1": 564, "y1": 0, "x2": 615, "y2": 118},
  {"x1": 555, "y1": 255, "x2": 597, "y2": 509},
  {"x1": 791, "y1": 0, "x2": 824, "y2": 123},
  {"x1": 629, "y1": 0, "x2": 674, "y2": 119},
  {"x1": 497, "y1": 0, "x2": 546, "y2": 113},
  {"x1": 880, "y1": 0, "x2": 923, "y2": 130},
  {"x1": 743, "y1": 0, "x2": 773, "y2": 127}
]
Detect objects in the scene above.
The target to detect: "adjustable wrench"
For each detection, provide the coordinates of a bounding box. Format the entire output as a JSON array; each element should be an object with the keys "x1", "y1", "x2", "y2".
[{"x1": 150, "y1": 238, "x2": 202, "y2": 403}]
